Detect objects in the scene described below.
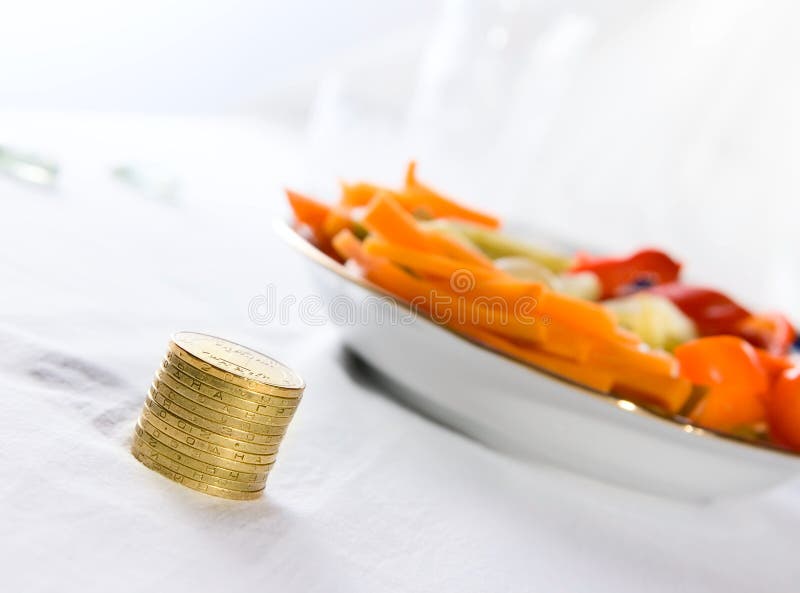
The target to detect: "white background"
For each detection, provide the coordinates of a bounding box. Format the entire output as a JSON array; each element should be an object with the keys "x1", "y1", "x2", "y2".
[
  {"x1": 2, "y1": 5, "x2": 800, "y2": 591},
  {"x1": 0, "y1": 0, "x2": 436, "y2": 112}
]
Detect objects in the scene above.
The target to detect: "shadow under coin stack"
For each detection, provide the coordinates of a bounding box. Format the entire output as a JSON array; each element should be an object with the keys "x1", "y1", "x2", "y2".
[{"x1": 131, "y1": 331, "x2": 304, "y2": 500}]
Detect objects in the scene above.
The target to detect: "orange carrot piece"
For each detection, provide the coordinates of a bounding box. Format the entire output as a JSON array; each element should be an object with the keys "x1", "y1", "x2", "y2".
[
  {"x1": 322, "y1": 206, "x2": 352, "y2": 240},
  {"x1": 366, "y1": 262, "x2": 439, "y2": 305},
  {"x1": 334, "y1": 229, "x2": 454, "y2": 306},
  {"x1": 538, "y1": 291, "x2": 619, "y2": 340},
  {"x1": 589, "y1": 341, "x2": 678, "y2": 378},
  {"x1": 404, "y1": 161, "x2": 417, "y2": 190},
  {"x1": 457, "y1": 323, "x2": 615, "y2": 392},
  {"x1": 333, "y1": 229, "x2": 436, "y2": 303},
  {"x1": 426, "y1": 278, "x2": 547, "y2": 343},
  {"x1": 363, "y1": 263, "x2": 523, "y2": 338},
  {"x1": 516, "y1": 347, "x2": 616, "y2": 393},
  {"x1": 576, "y1": 336, "x2": 689, "y2": 412},
  {"x1": 611, "y1": 371, "x2": 693, "y2": 413},
  {"x1": 340, "y1": 182, "x2": 402, "y2": 208},
  {"x1": 363, "y1": 193, "x2": 493, "y2": 267},
  {"x1": 362, "y1": 192, "x2": 430, "y2": 249},
  {"x1": 463, "y1": 300, "x2": 544, "y2": 343},
  {"x1": 465, "y1": 278, "x2": 546, "y2": 302},
  {"x1": 332, "y1": 229, "x2": 366, "y2": 264},
  {"x1": 403, "y1": 161, "x2": 501, "y2": 228},
  {"x1": 286, "y1": 189, "x2": 331, "y2": 235},
  {"x1": 426, "y1": 277, "x2": 547, "y2": 330},
  {"x1": 537, "y1": 323, "x2": 595, "y2": 362},
  {"x1": 363, "y1": 237, "x2": 498, "y2": 282}
]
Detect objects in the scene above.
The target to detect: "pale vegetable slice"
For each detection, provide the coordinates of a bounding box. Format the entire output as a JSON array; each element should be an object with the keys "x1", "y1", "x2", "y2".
[
  {"x1": 494, "y1": 256, "x2": 557, "y2": 286},
  {"x1": 605, "y1": 293, "x2": 698, "y2": 351},
  {"x1": 494, "y1": 257, "x2": 601, "y2": 301},
  {"x1": 420, "y1": 220, "x2": 573, "y2": 273},
  {"x1": 554, "y1": 271, "x2": 602, "y2": 302}
]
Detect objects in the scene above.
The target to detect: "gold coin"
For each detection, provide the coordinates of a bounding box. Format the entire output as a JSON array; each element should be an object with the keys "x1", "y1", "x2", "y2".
[
  {"x1": 150, "y1": 376, "x2": 287, "y2": 437},
  {"x1": 132, "y1": 437, "x2": 265, "y2": 492},
  {"x1": 142, "y1": 395, "x2": 280, "y2": 456},
  {"x1": 138, "y1": 412, "x2": 277, "y2": 467},
  {"x1": 157, "y1": 363, "x2": 295, "y2": 426},
  {"x1": 131, "y1": 446, "x2": 264, "y2": 501},
  {"x1": 148, "y1": 385, "x2": 283, "y2": 446},
  {"x1": 154, "y1": 367, "x2": 293, "y2": 430},
  {"x1": 161, "y1": 357, "x2": 298, "y2": 418},
  {"x1": 133, "y1": 422, "x2": 273, "y2": 477},
  {"x1": 132, "y1": 427, "x2": 270, "y2": 482},
  {"x1": 164, "y1": 351, "x2": 302, "y2": 409},
  {"x1": 136, "y1": 404, "x2": 278, "y2": 465},
  {"x1": 170, "y1": 331, "x2": 304, "y2": 396}
]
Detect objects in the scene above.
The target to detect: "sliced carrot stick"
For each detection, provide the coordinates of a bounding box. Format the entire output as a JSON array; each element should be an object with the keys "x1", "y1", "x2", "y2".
[
  {"x1": 366, "y1": 262, "x2": 439, "y2": 305},
  {"x1": 538, "y1": 323, "x2": 595, "y2": 362},
  {"x1": 463, "y1": 301, "x2": 544, "y2": 343},
  {"x1": 403, "y1": 162, "x2": 501, "y2": 229},
  {"x1": 579, "y1": 336, "x2": 689, "y2": 412},
  {"x1": 457, "y1": 323, "x2": 616, "y2": 392},
  {"x1": 466, "y1": 277, "x2": 546, "y2": 302},
  {"x1": 426, "y1": 277, "x2": 546, "y2": 336},
  {"x1": 332, "y1": 229, "x2": 367, "y2": 264},
  {"x1": 589, "y1": 341, "x2": 678, "y2": 378},
  {"x1": 333, "y1": 229, "x2": 437, "y2": 303},
  {"x1": 516, "y1": 347, "x2": 616, "y2": 393},
  {"x1": 363, "y1": 237, "x2": 498, "y2": 282},
  {"x1": 363, "y1": 193, "x2": 493, "y2": 267},
  {"x1": 362, "y1": 192, "x2": 430, "y2": 249},
  {"x1": 538, "y1": 291, "x2": 619, "y2": 340},
  {"x1": 423, "y1": 274, "x2": 546, "y2": 338},
  {"x1": 322, "y1": 206, "x2": 352, "y2": 240},
  {"x1": 340, "y1": 182, "x2": 401, "y2": 208},
  {"x1": 404, "y1": 160, "x2": 418, "y2": 189},
  {"x1": 286, "y1": 189, "x2": 331, "y2": 235},
  {"x1": 611, "y1": 371, "x2": 693, "y2": 413}
]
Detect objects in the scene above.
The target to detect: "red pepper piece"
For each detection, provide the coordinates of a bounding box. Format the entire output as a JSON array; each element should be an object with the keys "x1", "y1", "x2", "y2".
[
  {"x1": 735, "y1": 313, "x2": 796, "y2": 356},
  {"x1": 570, "y1": 249, "x2": 681, "y2": 299},
  {"x1": 647, "y1": 283, "x2": 751, "y2": 336},
  {"x1": 649, "y1": 284, "x2": 796, "y2": 355}
]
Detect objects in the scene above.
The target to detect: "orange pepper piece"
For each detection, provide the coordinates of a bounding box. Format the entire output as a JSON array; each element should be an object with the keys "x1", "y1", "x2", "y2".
[
  {"x1": 767, "y1": 367, "x2": 800, "y2": 449},
  {"x1": 674, "y1": 336, "x2": 768, "y2": 430}
]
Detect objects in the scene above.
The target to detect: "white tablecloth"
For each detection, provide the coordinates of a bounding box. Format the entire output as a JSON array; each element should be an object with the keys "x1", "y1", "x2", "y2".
[{"x1": 2, "y1": 115, "x2": 799, "y2": 593}]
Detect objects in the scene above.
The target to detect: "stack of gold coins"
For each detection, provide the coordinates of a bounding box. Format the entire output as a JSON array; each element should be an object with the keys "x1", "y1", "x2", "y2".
[{"x1": 131, "y1": 331, "x2": 304, "y2": 500}]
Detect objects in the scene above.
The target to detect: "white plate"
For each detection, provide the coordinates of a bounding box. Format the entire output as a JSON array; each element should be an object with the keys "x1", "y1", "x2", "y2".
[{"x1": 275, "y1": 220, "x2": 800, "y2": 501}]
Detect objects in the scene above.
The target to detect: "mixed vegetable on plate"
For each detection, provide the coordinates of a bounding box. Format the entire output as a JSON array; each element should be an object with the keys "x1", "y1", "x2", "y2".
[{"x1": 286, "y1": 163, "x2": 800, "y2": 451}]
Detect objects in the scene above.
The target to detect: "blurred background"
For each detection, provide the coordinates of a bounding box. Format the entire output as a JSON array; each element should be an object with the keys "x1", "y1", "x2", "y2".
[{"x1": 2, "y1": 0, "x2": 797, "y2": 316}]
